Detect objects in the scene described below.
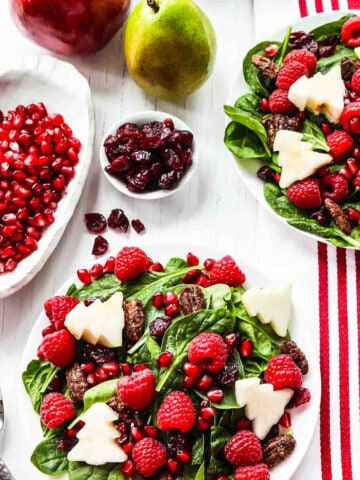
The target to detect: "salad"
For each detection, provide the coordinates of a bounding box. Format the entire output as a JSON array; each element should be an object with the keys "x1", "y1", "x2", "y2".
[
  {"x1": 224, "y1": 14, "x2": 360, "y2": 249},
  {"x1": 22, "y1": 246, "x2": 311, "y2": 480}
]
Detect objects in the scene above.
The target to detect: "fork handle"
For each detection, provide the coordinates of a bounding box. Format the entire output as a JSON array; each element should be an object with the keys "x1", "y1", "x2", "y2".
[{"x1": 0, "y1": 459, "x2": 14, "y2": 480}]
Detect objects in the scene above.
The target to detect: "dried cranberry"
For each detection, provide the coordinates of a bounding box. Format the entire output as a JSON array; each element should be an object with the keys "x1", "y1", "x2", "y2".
[
  {"x1": 318, "y1": 44, "x2": 337, "y2": 57},
  {"x1": 149, "y1": 315, "x2": 172, "y2": 338},
  {"x1": 83, "y1": 343, "x2": 117, "y2": 363},
  {"x1": 162, "y1": 148, "x2": 184, "y2": 170},
  {"x1": 92, "y1": 235, "x2": 109, "y2": 256},
  {"x1": 289, "y1": 31, "x2": 319, "y2": 55},
  {"x1": 286, "y1": 387, "x2": 311, "y2": 408},
  {"x1": 131, "y1": 219, "x2": 145, "y2": 233},
  {"x1": 158, "y1": 170, "x2": 182, "y2": 189},
  {"x1": 107, "y1": 209, "x2": 129, "y2": 233},
  {"x1": 84, "y1": 213, "x2": 107, "y2": 234},
  {"x1": 131, "y1": 150, "x2": 153, "y2": 164},
  {"x1": 214, "y1": 365, "x2": 238, "y2": 388},
  {"x1": 257, "y1": 165, "x2": 275, "y2": 181}
]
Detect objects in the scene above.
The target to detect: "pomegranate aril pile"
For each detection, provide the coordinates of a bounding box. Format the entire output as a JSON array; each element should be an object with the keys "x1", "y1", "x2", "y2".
[
  {"x1": 0, "y1": 102, "x2": 81, "y2": 273},
  {"x1": 103, "y1": 119, "x2": 193, "y2": 193}
]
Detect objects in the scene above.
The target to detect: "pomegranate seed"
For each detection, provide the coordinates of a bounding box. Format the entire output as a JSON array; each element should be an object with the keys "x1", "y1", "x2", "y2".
[
  {"x1": 133, "y1": 364, "x2": 149, "y2": 372},
  {"x1": 2, "y1": 213, "x2": 16, "y2": 224},
  {"x1": 321, "y1": 122, "x2": 332, "y2": 135},
  {"x1": 122, "y1": 442, "x2": 134, "y2": 455},
  {"x1": 61, "y1": 123, "x2": 73, "y2": 137},
  {"x1": 68, "y1": 137, "x2": 81, "y2": 150},
  {"x1": 149, "y1": 262, "x2": 164, "y2": 272},
  {"x1": 259, "y1": 98, "x2": 269, "y2": 113},
  {"x1": 339, "y1": 167, "x2": 352, "y2": 180},
  {"x1": 183, "y1": 375, "x2": 197, "y2": 389},
  {"x1": 67, "y1": 148, "x2": 79, "y2": 163},
  {"x1": 86, "y1": 373, "x2": 98, "y2": 386},
  {"x1": 0, "y1": 262, "x2": 4, "y2": 274},
  {"x1": 16, "y1": 245, "x2": 31, "y2": 257},
  {"x1": 47, "y1": 374, "x2": 62, "y2": 392},
  {"x1": 353, "y1": 146, "x2": 360, "y2": 160},
  {"x1": 200, "y1": 406, "x2": 216, "y2": 419},
  {"x1": 183, "y1": 362, "x2": 202, "y2": 378},
  {"x1": 152, "y1": 291, "x2": 163, "y2": 308},
  {"x1": 121, "y1": 460, "x2": 136, "y2": 477},
  {"x1": 0, "y1": 246, "x2": 15, "y2": 259},
  {"x1": 196, "y1": 417, "x2": 213, "y2": 430},
  {"x1": 121, "y1": 363, "x2": 132, "y2": 375},
  {"x1": 182, "y1": 268, "x2": 202, "y2": 283},
  {"x1": 186, "y1": 252, "x2": 199, "y2": 266},
  {"x1": 196, "y1": 274, "x2": 214, "y2": 287},
  {"x1": 163, "y1": 292, "x2": 178, "y2": 305},
  {"x1": 287, "y1": 387, "x2": 311, "y2": 408},
  {"x1": 89, "y1": 263, "x2": 104, "y2": 279},
  {"x1": 130, "y1": 426, "x2": 144, "y2": 442},
  {"x1": 167, "y1": 459, "x2": 180, "y2": 474},
  {"x1": 143, "y1": 426, "x2": 158, "y2": 437},
  {"x1": 26, "y1": 226, "x2": 41, "y2": 239},
  {"x1": 236, "y1": 418, "x2": 252, "y2": 430},
  {"x1": 279, "y1": 412, "x2": 291, "y2": 428},
  {"x1": 224, "y1": 332, "x2": 238, "y2": 346},
  {"x1": 104, "y1": 256, "x2": 115, "y2": 273},
  {"x1": 207, "y1": 389, "x2": 224, "y2": 403},
  {"x1": 77, "y1": 268, "x2": 91, "y2": 285},
  {"x1": 204, "y1": 258, "x2": 215, "y2": 271},
  {"x1": 81, "y1": 362, "x2": 95, "y2": 373},
  {"x1": 177, "y1": 450, "x2": 192, "y2": 463},
  {"x1": 95, "y1": 367, "x2": 108, "y2": 382},
  {"x1": 157, "y1": 351, "x2": 174, "y2": 368},
  {"x1": 345, "y1": 207, "x2": 360, "y2": 222},
  {"x1": 273, "y1": 172, "x2": 281, "y2": 183},
  {"x1": 164, "y1": 303, "x2": 179, "y2": 317},
  {"x1": 264, "y1": 43, "x2": 279, "y2": 57},
  {"x1": 354, "y1": 171, "x2": 360, "y2": 187},
  {"x1": 239, "y1": 339, "x2": 253, "y2": 358},
  {"x1": 102, "y1": 361, "x2": 120, "y2": 377},
  {"x1": 346, "y1": 157, "x2": 359, "y2": 175},
  {"x1": 197, "y1": 375, "x2": 213, "y2": 391}
]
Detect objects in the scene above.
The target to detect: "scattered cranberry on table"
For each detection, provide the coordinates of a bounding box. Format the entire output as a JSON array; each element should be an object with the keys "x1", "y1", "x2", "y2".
[
  {"x1": 0, "y1": 102, "x2": 81, "y2": 273},
  {"x1": 104, "y1": 119, "x2": 194, "y2": 193}
]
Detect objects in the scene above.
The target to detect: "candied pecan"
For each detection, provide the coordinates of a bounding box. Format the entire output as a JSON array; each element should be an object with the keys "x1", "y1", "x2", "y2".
[
  {"x1": 281, "y1": 340, "x2": 309, "y2": 375},
  {"x1": 65, "y1": 362, "x2": 88, "y2": 403},
  {"x1": 108, "y1": 395, "x2": 126, "y2": 414},
  {"x1": 123, "y1": 299, "x2": 145, "y2": 342},
  {"x1": 262, "y1": 434, "x2": 296, "y2": 469},
  {"x1": 179, "y1": 286, "x2": 206, "y2": 314},
  {"x1": 251, "y1": 54, "x2": 280, "y2": 80},
  {"x1": 324, "y1": 198, "x2": 352, "y2": 235},
  {"x1": 341, "y1": 56, "x2": 360, "y2": 82},
  {"x1": 262, "y1": 114, "x2": 302, "y2": 149}
]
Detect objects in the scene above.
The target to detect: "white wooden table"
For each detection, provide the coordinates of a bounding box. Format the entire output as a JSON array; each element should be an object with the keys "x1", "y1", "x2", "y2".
[{"x1": 0, "y1": 1, "x2": 320, "y2": 478}]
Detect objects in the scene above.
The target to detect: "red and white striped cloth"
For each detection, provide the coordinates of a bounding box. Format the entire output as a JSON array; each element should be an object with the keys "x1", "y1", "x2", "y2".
[{"x1": 253, "y1": 1, "x2": 360, "y2": 479}]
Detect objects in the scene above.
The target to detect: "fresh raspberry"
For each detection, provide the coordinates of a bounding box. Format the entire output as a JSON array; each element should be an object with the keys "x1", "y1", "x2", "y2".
[
  {"x1": 44, "y1": 296, "x2": 80, "y2": 330},
  {"x1": 276, "y1": 61, "x2": 309, "y2": 90},
  {"x1": 117, "y1": 369, "x2": 155, "y2": 410},
  {"x1": 157, "y1": 391, "x2": 196, "y2": 433},
  {"x1": 268, "y1": 89, "x2": 297, "y2": 115},
  {"x1": 320, "y1": 173, "x2": 349, "y2": 203},
  {"x1": 40, "y1": 392, "x2": 76, "y2": 429},
  {"x1": 340, "y1": 102, "x2": 360, "y2": 135},
  {"x1": 264, "y1": 354, "x2": 303, "y2": 390},
  {"x1": 37, "y1": 329, "x2": 76, "y2": 368},
  {"x1": 132, "y1": 438, "x2": 168, "y2": 478},
  {"x1": 341, "y1": 16, "x2": 360, "y2": 48},
  {"x1": 114, "y1": 246, "x2": 150, "y2": 281},
  {"x1": 352, "y1": 69, "x2": 360, "y2": 95},
  {"x1": 209, "y1": 255, "x2": 246, "y2": 287},
  {"x1": 287, "y1": 178, "x2": 322, "y2": 210},
  {"x1": 284, "y1": 49, "x2": 317, "y2": 74},
  {"x1": 234, "y1": 464, "x2": 271, "y2": 480},
  {"x1": 224, "y1": 430, "x2": 263, "y2": 466},
  {"x1": 326, "y1": 131, "x2": 354, "y2": 161},
  {"x1": 188, "y1": 332, "x2": 228, "y2": 374}
]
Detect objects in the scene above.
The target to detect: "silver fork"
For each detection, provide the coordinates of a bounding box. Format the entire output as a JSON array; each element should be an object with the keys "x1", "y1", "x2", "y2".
[{"x1": 0, "y1": 388, "x2": 14, "y2": 480}]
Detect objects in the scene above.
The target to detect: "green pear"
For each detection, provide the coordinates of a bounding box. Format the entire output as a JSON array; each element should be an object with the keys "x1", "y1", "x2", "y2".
[{"x1": 124, "y1": 0, "x2": 216, "y2": 100}]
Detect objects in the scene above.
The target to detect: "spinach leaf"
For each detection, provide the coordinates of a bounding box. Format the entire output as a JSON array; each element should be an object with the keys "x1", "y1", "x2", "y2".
[
  {"x1": 164, "y1": 257, "x2": 188, "y2": 272},
  {"x1": 224, "y1": 105, "x2": 271, "y2": 157},
  {"x1": 203, "y1": 283, "x2": 232, "y2": 309},
  {"x1": 310, "y1": 15, "x2": 353, "y2": 40},
  {"x1": 273, "y1": 26, "x2": 292, "y2": 65},
  {"x1": 67, "y1": 274, "x2": 123, "y2": 301},
  {"x1": 22, "y1": 360, "x2": 59, "y2": 413},
  {"x1": 157, "y1": 308, "x2": 235, "y2": 391},
  {"x1": 234, "y1": 93, "x2": 262, "y2": 118},
  {"x1": 301, "y1": 119, "x2": 330, "y2": 152},
  {"x1": 31, "y1": 438, "x2": 68, "y2": 475},
  {"x1": 192, "y1": 434, "x2": 205, "y2": 465},
  {"x1": 83, "y1": 379, "x2": 118, "y2": 412},
  {"x1": 68, "y1": 462, "x2": 119, "y2": 480},
  {"x1": 207, "y1": 426, "x2": 232, "y2": 476},
  {"x1": 243, "y1": 40, "x2": 280, "y2": 96},
  {"x1": 183, "y1": 463, "x2": 205, "y2": 480},
  {"x1": 224, "y1": 121, "x2": 270, "y2": 160},
  {"x1": 316, "y1": 45, "x2": 357, "y2": 73}
]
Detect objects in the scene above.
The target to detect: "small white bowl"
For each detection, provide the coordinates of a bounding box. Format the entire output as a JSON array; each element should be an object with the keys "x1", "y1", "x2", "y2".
[{"x1": 100, "y1": 110, "x2": 197, "y2": 200}]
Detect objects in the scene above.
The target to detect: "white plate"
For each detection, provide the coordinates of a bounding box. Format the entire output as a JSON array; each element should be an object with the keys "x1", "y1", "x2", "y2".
[
  {"x1": 226, "y1": 11, "x2": 358, "y2": 249},
  {"x1": 0, "y1": 55, "x2": 94, "y2": 298},
  {"x1": 19, "y1": 243, "x2": 321, "y2": 480}
]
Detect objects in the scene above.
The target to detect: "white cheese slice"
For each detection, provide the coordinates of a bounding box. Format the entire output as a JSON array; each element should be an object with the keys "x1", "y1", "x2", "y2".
[
  {"x1": 273, "y1": 129, "x2": 332, "y2": 188},
  {"x1": 288, "y1": 65, "x2": 345, "y2": 123},
  {"x1": 64, "y1": 291, "x2": 124, "y2": 348}
]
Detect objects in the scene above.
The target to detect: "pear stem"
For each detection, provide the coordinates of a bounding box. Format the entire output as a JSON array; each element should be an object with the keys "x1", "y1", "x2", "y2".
[{"x1": 147, "y1": 0, "x2": 159, "y2": 13}]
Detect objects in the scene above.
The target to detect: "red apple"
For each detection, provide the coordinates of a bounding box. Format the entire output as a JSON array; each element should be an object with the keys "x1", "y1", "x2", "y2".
[{"x1": 9, "y1": 0, "x2": 130, "y2": 55}]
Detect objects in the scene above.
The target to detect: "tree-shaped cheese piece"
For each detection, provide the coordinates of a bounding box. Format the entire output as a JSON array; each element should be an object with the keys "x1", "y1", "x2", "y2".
[
  {"x1": 288, "y1": 64, "x2": 345, "y2": 123},
  {"x1": 273, "y1": 130, "x2": 332, "y2": 188},
  {"x1": 235, "y1": 378, "x2": 293, "y2": 440},
  {"x1": 241, "y1": 284, "x2": 292, "y2": 337},
  {"x1": 64, "y1": 291, "x2": 124, "y2": 347},
  {"x1": 67, "y1": 403, "x2": 127, "y2": 465}
]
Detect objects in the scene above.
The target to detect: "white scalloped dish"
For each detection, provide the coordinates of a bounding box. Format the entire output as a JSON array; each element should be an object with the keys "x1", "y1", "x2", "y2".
[{"x1": 0, "y1": 55, "x2": 94, "y2": 298}]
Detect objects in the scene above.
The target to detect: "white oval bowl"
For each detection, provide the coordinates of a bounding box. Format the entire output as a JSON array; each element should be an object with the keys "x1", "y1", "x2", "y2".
[{"x1": 100, "y1": 110, "x2": 197, "y2": 200}]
